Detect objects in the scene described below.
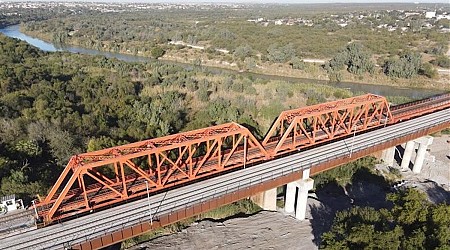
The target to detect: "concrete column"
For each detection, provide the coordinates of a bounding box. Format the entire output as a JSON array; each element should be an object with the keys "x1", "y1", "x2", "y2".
[
  {"x1": 412, "y1": 136, "x2": 433, "y2": 174},
  {"x1": 295, "y1": 178, "x2": 314, "y2": 220},
  {"x1": 381, "y1": 147, "x2": 395, "y2": 167},
  {"x1": 252, "y1": 188, "x2": 277, "y2": 211},
  {"x1": 284, "y1": 182, "x2": 296, "y2": 213},
  {"x1": 302, "y1": 168, "x2": 310, "y2": 180},
  {"x1": 284, "y1": 169, "x2": 315, "y2": 220},
  {"x1": 262, "y1": 188, "x2": 277, "y2": 211},
  {"x1": 400, "y1": 141, "x2": 415, "y2": 170}
]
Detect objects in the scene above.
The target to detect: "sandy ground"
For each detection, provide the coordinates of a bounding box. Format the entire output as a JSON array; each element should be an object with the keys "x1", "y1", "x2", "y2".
[{"x1": 128, "y1": 135, "x2": 450, "y2": 250}]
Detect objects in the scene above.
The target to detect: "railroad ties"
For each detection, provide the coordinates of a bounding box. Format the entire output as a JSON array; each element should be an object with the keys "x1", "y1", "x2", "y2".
[{"x1": 34, "y1": 92, "x2": 449, "y2": 224}]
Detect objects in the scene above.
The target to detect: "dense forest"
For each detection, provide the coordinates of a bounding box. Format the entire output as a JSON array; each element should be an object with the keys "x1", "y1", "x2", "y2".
[{"x1": 0, "y1": 34, "x2": 357, "y2": 203}]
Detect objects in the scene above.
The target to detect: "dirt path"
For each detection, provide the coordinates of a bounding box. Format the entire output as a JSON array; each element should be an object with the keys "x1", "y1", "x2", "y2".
[
  {"x1": 129, "y1": 212, "x2": 316, "y2": 250},
  {"x1": 128, "y1": 135, "x2": 450, "y2": 250}
]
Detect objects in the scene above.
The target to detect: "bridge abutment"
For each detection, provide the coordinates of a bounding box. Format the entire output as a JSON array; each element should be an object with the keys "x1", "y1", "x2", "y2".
[{"x1": 284, "y1": 169, "x2": 314, "y2": 221}]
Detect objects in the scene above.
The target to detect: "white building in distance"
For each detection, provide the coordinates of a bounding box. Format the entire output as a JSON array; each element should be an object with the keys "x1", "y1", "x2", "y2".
[{"x1": 425, "y1": 11, "x2": 436, "y2": 19}]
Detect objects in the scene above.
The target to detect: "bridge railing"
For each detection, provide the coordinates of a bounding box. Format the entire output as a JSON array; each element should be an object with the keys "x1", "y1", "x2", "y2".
[{"x1": 36, "y1": 93, "x2": 450, "y2": 225}]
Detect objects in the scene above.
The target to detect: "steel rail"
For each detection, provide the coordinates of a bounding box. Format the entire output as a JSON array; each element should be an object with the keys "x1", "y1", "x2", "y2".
[
  {"x1": 36, "y1": 94, "x2": 449, "y2": 221},
  {"x1": 1, "y1": 108, "x2": 448, "y2": 249},
  {"x1": 2, "y1": 111, "x2": 446, "y2": 248}
]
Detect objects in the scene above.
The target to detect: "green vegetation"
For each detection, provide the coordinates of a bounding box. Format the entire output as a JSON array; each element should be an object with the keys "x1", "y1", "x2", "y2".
[
  {"x1": 12, "y1": 3, "x2": 449, "y2": 89},
  {"x1": 326, "y1": 43, "x2": 374, "y2": 75},
  {"x1": 321, "y1": 189, "x2": 450, "y2": 249},
  {"x1": 314, "y1": 157, "x2": 379, "y2": 195},
  {"x1": 0, "y1": 34, "x2": 354, "y2": 202},
  {"x1": 431, "y1": 55, "x2": 450, "y2": 69},
  {"x1": 0, "y1": 3, "x2": 448, "y2": 248},
  {"x1": 383, "y1": 52, "x2": 423, "y2": 79}
]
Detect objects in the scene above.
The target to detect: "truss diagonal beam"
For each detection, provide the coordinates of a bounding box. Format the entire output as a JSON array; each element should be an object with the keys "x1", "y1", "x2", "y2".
[
  {"x1": 38, "y1": 122, "x2": 268, "y2": 223},
  {"x1": 36, "y1": 93, "x2": 450, "y2": 225},
  {"x1": 263, "y1": 94, "x2": 392, "y2": 155}
]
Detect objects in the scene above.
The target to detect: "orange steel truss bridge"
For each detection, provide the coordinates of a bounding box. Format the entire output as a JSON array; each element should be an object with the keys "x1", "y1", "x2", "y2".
[
  {"x1": 1, "y1": 92, "x2": 445, "y2": 250},
  {"x1": 34, "y1": 93, "x2": 450, "y2": 225}
]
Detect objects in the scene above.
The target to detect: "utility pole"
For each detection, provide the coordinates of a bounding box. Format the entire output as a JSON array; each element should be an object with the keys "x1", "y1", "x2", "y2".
[
  {"x1": 145, "y1": 181, "x2": 153, "y2": 225},
  {"x1": 243, "y1": 136, "x2": 247, "y2": 169},
  {"x1": 349, "y1": 125, "x2": 357, "y2": 158},
  {"x1": 31, "y1": 200, "x2": 39, "y2": 226}
]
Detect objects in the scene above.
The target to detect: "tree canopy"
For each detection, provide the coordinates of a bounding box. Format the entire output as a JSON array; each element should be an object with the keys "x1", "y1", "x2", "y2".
[
  {"x1": 321, "y1": 189, "x2": 450, "y2": 249},
  {"x1": 0, "y1": 34, "x2": 354, "y2": 203}
]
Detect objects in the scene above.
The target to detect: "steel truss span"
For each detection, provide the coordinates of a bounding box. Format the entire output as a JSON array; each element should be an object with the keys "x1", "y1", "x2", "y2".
[
  {"x1": 34, "y1": 93, "x2": 450, "y2": 224},
  {"x1": 2, "y1": 105, "x2": 449, "y2": 250}
]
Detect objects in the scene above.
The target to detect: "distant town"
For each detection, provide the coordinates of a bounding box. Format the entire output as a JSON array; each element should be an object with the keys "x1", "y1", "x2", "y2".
[
  {"x1": 0, "y1": 1, "x2": 249, "y2": 13},
  {"x1": 249, "y1": 9, "x2": 450, "y2": 33},
  {"x1": 2, "y1": 1, "x2": 449, "y2": 34}
]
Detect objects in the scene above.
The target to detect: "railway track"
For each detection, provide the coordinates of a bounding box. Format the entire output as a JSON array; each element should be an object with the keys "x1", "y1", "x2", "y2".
[
  {"x1": 34, "y1": 93, "x2": 450, "y2": 223},
  {"x1": 1, "y1": 107, "x2": 448, "y2": 249},
  {"x1": 391, "y1": 93, "x2": 450, "y2": 121}
]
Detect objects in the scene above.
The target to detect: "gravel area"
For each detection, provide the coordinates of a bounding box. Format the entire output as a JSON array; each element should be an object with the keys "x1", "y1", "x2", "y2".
[{"x1": 128, "y1": 135, "x2": 450, "y2": 250}]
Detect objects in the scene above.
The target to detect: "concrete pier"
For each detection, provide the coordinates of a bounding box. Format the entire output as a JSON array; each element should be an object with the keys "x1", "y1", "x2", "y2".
[
  {"x1": 400, "y1": 136, "x2": 434, "y2": 173},
  {"x1": 381, "y1": 147, "x2": 395, "y2": 167},
  {"x1": 412, "y1": 136, "x2": 433, "y2": 174},
  {"x1": 284, "y1": 182, "x2": 296, "y2": 214},
  {"x1": 284, "y1": 169, "x2": 314, "y2": 221},
  {"x1": 251, "y1": 188, "x2": 277, "y2": 211},
  {"x1": 400, "y1": 141, "x2": 415, "y2": 170},
  {"x1": 295, "y1": 178, "x2": 314, "y2": 220}
]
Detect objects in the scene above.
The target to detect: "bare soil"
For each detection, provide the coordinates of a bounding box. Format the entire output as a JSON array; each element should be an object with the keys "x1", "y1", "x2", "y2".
[{"x1": 128, "y1": 135, "x2": 450, "y2": 250}]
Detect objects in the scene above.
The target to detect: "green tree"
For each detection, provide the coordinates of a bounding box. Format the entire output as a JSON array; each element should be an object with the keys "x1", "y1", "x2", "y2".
[
  {"x1": 267, "y1": 43, "x2": 296, "y2": 63},
  {"x1": 321, "y1": 189, "x2": 450, "y2": 250},
  {"x1": 150, "y1": 46, "x2": 165, "y2": 59},
  {"x1": 233, "y1": 45, "x2": 253, "y2": 61},
  {"x1": 290, "y1": 56, "x2": 305, "y2": 70},
  {"x1": 326, "y1": 43, "x2": 374, "y2": 75},
  {"x1": 383, "y1": 52, "x2": 422, "y2": 78}
]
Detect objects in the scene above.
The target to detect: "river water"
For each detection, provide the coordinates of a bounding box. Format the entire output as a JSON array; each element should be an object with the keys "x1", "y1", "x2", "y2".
[{"x1": 0, "y1": 25, "x2": 443, "y2": 99}]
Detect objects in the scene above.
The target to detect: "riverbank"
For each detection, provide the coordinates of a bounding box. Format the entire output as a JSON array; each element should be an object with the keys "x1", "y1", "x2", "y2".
[
  {"x1": 161, "y1": 49, "x2": 450, "y2": 91},
  {"x1": 16, "y1": 26, "x2": 450, "y2": 92}
]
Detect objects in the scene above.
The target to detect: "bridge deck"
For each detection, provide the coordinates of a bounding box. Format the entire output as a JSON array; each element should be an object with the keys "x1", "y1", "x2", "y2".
[{"x1": 1, "y1": 108, "x2": 448, "y2": 250}]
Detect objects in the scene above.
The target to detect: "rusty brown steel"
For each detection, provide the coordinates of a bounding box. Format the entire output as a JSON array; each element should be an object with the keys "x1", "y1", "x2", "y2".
[
  {"x1": 36, "y1": 93, "x2": 449, "y2": 225},
  {"x1": 262, "y1": 94, "x2": 392, "y2": 155},
  {"x1": 72, "y1": 119, "x2": 449, "y2": 250},
  {"x1": 37, "y1": 122, "x2": 269, "y2": 223}
]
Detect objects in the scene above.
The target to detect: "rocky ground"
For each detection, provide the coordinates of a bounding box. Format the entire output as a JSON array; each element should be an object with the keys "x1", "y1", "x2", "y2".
[{"x1": 128, "y1": 135, "x2": 450, "y2": 250}]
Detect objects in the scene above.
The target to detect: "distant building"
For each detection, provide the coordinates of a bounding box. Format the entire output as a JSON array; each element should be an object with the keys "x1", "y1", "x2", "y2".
[
  {"x1": 437, "y1": 14, "x2": 450, "y2": 20},
  {"x1": 274, "y1": 20, "x2": 283, "y2": 25},
  {"x1": 425, "y1": 11, "x2": 436, "y2": 19}
]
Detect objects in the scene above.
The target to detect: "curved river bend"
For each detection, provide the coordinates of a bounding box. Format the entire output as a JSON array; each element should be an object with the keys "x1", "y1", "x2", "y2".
[{"x1": 0, "y1": 25, "x2": 443, "y2": 99}]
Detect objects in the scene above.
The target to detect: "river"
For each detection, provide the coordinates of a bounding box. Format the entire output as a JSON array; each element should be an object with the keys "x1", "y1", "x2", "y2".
[{"x1": 0, "y1": 25, "x2": 443, "y2": 99}]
